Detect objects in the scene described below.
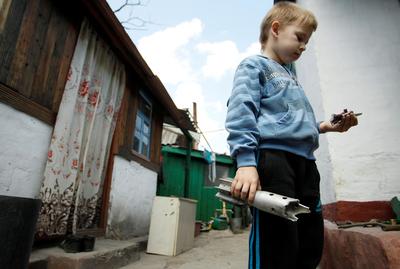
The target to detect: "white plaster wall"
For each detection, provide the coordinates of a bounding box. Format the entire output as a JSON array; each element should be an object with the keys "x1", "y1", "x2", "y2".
[
  {"x1": 298, "y1": 0, "x2": 400, "y2": 201},
  {"x1": 296, "y1": 37, "x2": 336, "y2": 204},
  {"x1": 107, "y1": 156, "x2": 157, "y2": 239},
  {"x1": 0, "y1": 103, "x2": 52, "y2": 198}
]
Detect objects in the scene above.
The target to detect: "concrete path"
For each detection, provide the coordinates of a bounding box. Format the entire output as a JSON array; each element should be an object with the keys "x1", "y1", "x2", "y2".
[{"x1": 122, "y1": 229, "x2": 249, "y2": 269}]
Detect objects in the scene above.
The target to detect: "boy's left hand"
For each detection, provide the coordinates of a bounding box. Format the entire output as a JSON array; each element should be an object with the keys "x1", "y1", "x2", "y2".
[{"x1": 320, "y1": 111, "x2": 359, "y2": 133}]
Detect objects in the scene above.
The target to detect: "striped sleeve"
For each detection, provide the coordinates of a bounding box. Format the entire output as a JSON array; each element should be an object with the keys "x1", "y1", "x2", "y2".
[{"x1": 225, "y1": 62, "x2": 262, "y2": 167}]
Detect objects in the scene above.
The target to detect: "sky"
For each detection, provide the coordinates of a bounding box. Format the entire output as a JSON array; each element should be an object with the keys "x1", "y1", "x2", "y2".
[{"x1": 107, "y1": 0, "x2": 274, "y2": 154}]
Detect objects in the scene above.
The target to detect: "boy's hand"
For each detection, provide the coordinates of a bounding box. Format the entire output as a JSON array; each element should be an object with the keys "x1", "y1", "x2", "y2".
[
  {"x1": 320, "y1": 110, "x2": 359, "y2": 133},
  {"x1": 231, "y1": 166, "x2": 261, "y2": 204}
]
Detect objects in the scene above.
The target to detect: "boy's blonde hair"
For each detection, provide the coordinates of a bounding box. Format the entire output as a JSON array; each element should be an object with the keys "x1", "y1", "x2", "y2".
[{"x1": 260, "y1": 2, "x2": 318, "y2": 49}]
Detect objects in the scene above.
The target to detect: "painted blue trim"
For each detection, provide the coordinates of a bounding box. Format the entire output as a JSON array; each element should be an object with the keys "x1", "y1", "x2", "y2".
[
  {"x1": 133, "y1": 94, "x2": 152, "y2": 158},
  {"x1": 249, "y1": 207, "x2": 255, "y2": 269},
  {"x1": 249, "y1": 150, "x2": 262, "y2": 269},
  {"x1": 256, "y1": 209, "x2": 260, "y2": 269}
]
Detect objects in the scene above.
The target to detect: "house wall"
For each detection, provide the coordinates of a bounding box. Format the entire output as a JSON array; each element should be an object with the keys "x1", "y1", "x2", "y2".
[
  {"x1": 297, "y1": 0, "x2": 400, "y2": 202},
  {"x1": 0, "y1": 0, "x2": 79, "y2": 198},
  {"x1": 0, "y1": 0, "x2": 80, "y2": 118},
  {"x1": 106, "y1": 156, "x2": 157, "y2": 239},
  {"x1": 0, "y1": 0, "x2": 178, "y2": 239},
  {"x1": 0, "y1": 103, "x2": 52, "y2": 198},
  {"x1": 102, "y1": 64, "x2": 167, "y2": 240},
  {"x1": 296, "y1": 36, "x2": 336, "y2": 204},
  {"x1": 0, "y1": 0, "x2": 82, "y2": 206}
]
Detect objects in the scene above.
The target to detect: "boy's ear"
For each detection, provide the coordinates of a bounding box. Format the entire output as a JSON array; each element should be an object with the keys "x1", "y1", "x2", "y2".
[{"x1": 271, "y1": 21, "x2": 280, "y2": 37}]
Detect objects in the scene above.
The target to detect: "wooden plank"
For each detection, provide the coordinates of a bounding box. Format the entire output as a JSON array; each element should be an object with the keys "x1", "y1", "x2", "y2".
[
  {"x1": 150, "y1": 105, "x2": 163, "y2": 165},
  {"x1": 125, "y1": 85, "x2": 138, "y2": 150},
  {"x1": 30, "y1": 5, "x2": 59, "y2": 106},
  {"x1": 0, "y1": 82, "x2": 56, "y2": 125},
  {"x1": 6, "y1": 0, "x2": 41, "y2": 95},
  {"x1": 51, "y1": 18, "x2": 80, "y2": 112},
  {"x1": 31, "y1": 2, "x2": 81, "y2": 110},
  {"x1": 46, "y1": 2, "x2": 82, "y2": 112},
  {"x1": 99, "y1": 131, "x2": 118, "y2": 230},
  {"x1": 0, "y1": 0, "x2": 28, "y2": 83},
  {"x1": 115, "y1": 88, "x2": 129, "y2": 149},
  {"x1": 15, "y1": 0, "x2": 53, "y2": 97},
  {"x1": 75, "y1": 228, "x2": 105, "y2": 237},
  {"x1": 1, "y1": 0, "x2": 81, "y2": 113}
]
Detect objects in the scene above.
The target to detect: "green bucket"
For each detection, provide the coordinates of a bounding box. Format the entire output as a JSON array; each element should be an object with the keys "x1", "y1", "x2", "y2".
[{"x1": 212, "y1": 216, "x2": 228, "y2": 230}]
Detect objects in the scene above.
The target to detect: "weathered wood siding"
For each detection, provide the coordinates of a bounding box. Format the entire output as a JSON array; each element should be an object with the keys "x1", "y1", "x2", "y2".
[{"x1": 0, "y1": 0, "x2": 82, "y2": 124}]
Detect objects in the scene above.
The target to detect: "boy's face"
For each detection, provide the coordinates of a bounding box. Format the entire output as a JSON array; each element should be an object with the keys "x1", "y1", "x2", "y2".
[{"x1": 270, "y1": 21, "x2": 313, "y2": 64}]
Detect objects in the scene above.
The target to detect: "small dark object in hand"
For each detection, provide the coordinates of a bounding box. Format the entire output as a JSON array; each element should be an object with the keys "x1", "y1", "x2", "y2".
[{"x1": 330, "y1": 109, "x2": 362, "y2": 125}]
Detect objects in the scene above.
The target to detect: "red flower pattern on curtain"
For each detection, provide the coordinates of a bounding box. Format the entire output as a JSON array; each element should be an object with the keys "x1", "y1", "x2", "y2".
[{"x1": 36, "y1": 19, "x2": 125, "y2": 238}]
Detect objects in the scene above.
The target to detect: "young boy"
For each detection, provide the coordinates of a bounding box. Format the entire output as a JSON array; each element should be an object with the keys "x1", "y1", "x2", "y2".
[{"x1": 225, "y1": 2, "x2": 358, "y2": 269}]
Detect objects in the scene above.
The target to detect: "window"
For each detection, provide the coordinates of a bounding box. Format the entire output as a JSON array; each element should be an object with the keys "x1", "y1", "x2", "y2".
[{"x1": 133, "y1": 93, "x2": 152, "y2": 158}]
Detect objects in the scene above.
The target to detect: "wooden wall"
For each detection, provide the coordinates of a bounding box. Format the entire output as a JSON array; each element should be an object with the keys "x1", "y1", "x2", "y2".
[{"x1": 0, "y1": 0, "x2": 82, "y2": 124}]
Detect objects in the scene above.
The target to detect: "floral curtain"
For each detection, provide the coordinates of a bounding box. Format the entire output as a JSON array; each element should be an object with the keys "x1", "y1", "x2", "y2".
[{"x1": 36, "y1": 19, "x2": 125, "y2": 237}]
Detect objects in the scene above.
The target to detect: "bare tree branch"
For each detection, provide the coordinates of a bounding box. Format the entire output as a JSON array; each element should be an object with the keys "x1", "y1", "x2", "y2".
[
  {"x1": 112, "y1": 0, "x2": 157, "y2": 31},
  {"x1": 122, "y1": 26, "x2": 149, "y2": 31},
  {"x1": 113, "y1": 0, "x2": 147, "y2": 13},
  {"x1": 120, "y1": 16, "x2": 148, "y2": 28}
]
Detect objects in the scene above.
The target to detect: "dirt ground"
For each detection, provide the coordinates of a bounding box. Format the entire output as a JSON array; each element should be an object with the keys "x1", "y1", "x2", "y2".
[{"x1": 122, "y1": 228, "x2": 249, "y2": 269}]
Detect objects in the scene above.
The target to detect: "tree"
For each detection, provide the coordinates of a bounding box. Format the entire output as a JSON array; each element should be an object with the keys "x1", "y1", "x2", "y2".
[{"x1": 112, "y1": 0, "x2": 155, "y2": 31}]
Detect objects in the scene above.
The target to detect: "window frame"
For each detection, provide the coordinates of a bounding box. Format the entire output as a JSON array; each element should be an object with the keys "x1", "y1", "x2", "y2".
[{"x1": 132, "y1": 91, "x2": 153, "y2": 159}]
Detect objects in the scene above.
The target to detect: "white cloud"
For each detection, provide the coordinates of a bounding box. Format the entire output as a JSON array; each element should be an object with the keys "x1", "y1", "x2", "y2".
[
  {"x1": 173, "y1": 81, "x2": 220, "y2": 144},
  {"x1": 196, "y1": 41, "x2": 240, "y2": 79},
  {"x1": 173, "y1": 81, "x2": 204, "y2": 109},
  {"x1": 135, "y1": 18, "x2": 261, "y2": 153},
  {"x1": 196, "y1": 41, "x2": 261, "y2": 80},
  {"x1": 137, "y1": 18, "x2": 203, "y2": 85},
  {"x1": 207, "y1": 101, "x2": 224, "y2": 113},
  {"x1": 244, "y1": 42, "x2": 261, "y2": 56}
]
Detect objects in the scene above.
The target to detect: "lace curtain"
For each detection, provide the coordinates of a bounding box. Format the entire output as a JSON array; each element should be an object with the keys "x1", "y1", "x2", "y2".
[{"x1": 36, "y1": 19, "x2": 125, "y2": 237}]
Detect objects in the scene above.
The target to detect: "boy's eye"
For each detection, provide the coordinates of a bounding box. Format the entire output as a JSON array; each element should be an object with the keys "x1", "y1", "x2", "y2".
[{"x1": 296, "y1": 34, "x2": 308, "y2": 44}]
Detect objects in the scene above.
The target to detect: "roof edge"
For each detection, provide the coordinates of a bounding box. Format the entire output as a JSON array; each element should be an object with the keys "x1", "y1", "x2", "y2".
[{"x1": 79, "y1": 0, "x2": 192, "y2": 138}]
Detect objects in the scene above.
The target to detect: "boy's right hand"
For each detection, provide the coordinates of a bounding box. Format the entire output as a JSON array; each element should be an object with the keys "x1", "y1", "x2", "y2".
[{"x1": 231, "y1": 166, "x2": 261, "y2": 204}]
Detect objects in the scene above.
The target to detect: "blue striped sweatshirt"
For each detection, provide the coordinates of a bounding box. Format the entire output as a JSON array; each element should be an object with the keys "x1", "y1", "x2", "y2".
[{"x1": 225, "y1": 55, "x2": 320, "y2": 167}]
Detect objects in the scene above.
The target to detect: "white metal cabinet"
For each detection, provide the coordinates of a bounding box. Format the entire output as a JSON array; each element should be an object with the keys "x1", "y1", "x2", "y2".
[{"x1": 147, "y1": 196, "x2": 197, "y2": 256}]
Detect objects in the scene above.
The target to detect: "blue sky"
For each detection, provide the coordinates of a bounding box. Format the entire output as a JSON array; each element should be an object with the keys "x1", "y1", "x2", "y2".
[{"x1": 107, "y1": 0, "x2": 273, "y2": 154}]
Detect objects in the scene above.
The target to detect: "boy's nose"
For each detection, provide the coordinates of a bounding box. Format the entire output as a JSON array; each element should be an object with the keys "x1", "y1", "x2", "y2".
[{"x1": 299, "y1": 44, "x2": 306, "y2": 52}]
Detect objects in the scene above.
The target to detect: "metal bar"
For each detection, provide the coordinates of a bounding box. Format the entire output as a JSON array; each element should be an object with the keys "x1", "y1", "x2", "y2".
[{"x1": 215, "y1": 178, "x2": 310, "y2": 222}]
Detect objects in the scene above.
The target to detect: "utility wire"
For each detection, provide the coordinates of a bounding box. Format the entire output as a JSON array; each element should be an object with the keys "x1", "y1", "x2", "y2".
[
  {"x1": 198, "y1": 129, "x2": 213, "y2": 152},
  {"x1": 203, "y1": 128, "x2": 226, "y2": 133},
  {"x1": 184, "y1": 109, "x2": 214, "y2": 152}
]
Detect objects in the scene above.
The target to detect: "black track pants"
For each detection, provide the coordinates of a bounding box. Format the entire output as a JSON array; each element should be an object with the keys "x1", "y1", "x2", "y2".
[{"x1": 248, "y1": 149, "x2": 324, "y2": 269}]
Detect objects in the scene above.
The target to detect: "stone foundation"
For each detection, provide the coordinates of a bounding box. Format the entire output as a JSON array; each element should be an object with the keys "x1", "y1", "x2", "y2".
[{"x1": 320, "y1": 221, "x2": 400, "y2": 269}]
